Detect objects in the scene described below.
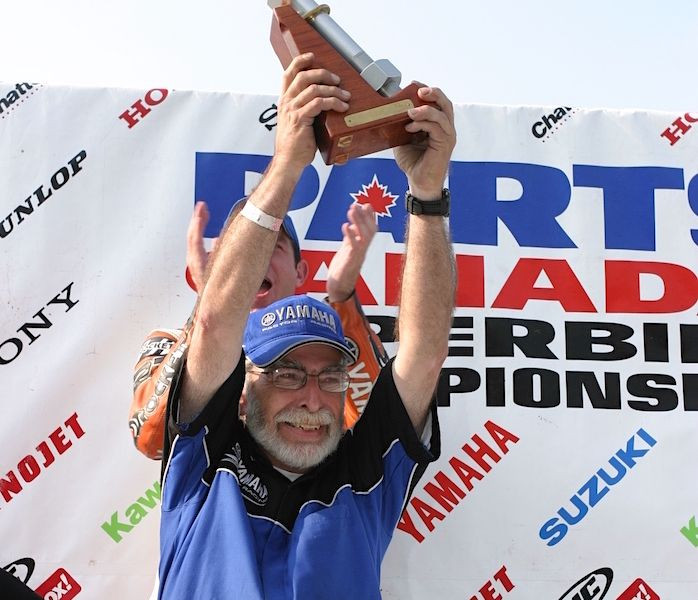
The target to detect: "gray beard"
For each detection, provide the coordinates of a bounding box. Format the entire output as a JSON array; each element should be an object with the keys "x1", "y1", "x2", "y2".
[{"x1": 245, "y1": 387, "x2": 344, "y2": 473}]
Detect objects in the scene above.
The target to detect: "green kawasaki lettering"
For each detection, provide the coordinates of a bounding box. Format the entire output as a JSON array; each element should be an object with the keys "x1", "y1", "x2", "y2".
[
  {"x1": 101, "y1": 512, "x2": 133, "y2": 543},
  {"x1": 126, "y1": 503, "x2": 147, "y2": 525},
  {"x1": 681, "y1": 516, "x2": 698, "y2": 547},
  {"x1": 137, "y1": 480, "x2": 162, "y2": 508},
  {"x1": 101, "y1": 480, "x2": 161, "y2": 543}
]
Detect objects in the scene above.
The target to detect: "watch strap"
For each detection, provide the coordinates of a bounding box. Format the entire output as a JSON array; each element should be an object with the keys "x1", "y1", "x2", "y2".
[{"x1": 405, "y1": 188, "x2": 450, "y2": 216}]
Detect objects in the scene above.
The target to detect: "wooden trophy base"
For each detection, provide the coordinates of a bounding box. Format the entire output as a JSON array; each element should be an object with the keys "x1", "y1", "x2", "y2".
[{"x1": 270, "y1": 4, "x2": 430, "y2": 165}]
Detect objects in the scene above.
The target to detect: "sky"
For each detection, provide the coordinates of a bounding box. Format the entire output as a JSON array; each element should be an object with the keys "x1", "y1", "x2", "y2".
[{"x1": 3, "y1": 0, "x2": 697, "y2": 113}]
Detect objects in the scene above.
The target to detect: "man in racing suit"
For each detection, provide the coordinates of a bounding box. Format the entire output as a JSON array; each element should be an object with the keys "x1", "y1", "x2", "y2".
[{"x1": 130, "y1": 193, "x2": 388, "y2": 460}]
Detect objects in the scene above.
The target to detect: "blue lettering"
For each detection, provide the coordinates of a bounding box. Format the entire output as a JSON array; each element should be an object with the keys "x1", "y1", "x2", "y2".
[
  {"x1": 449, "y1": 162, "x2": 575, "y2": 248},
  {"x1": 558, "y1": 494, "x2": 588, "y2": 525},
  {"x1": 596, "y1": 456, "x2": 626, "y2": 486},
  {"x1": 539, "y1": 517, "x2": 567, "y2": 546},
  {"x1": 636, "y1": 427, "x2": 657, "y2": 447},
  {"x1": 573, "y1": 165, "x2": 684, "y2": 251},
  {"x1": 577, "y1": 474, "x2": 609, "y2": 508},
  {"x1": 540, "y1": 428, "x2": 656, "y2": 547},
  {"x1": 616, "y1": 431, "x2": 652, "y2": 468},
  {"x1": 192, "y1": 154, "x2": 693, "y2": 255},
  {"x1": 194, "y1": 152, "x2": 319, "y2": 236}
]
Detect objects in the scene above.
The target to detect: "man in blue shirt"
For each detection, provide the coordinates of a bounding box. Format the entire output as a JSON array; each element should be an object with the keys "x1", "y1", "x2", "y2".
[{"x1": 159, "y1": 52, "x2": 457, "y2": 599}]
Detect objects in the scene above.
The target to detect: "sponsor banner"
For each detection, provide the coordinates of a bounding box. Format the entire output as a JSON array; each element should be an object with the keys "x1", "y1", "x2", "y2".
[
  {"x1": 34, "y1": 568, "x2": 82, "y2": 600},
  {"x1": 1, "y1": 82, "x2": 697, "y2": 598},
  {"x1": 617, "y1": 578, "x2": 660, "y2": 600},
  {"x1": 2, "y1": 560, "x2": 82, "y2": 600}
]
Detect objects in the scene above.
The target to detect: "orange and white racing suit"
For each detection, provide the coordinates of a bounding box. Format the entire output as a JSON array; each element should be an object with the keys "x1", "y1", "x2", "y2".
[{"x1": 129, "y1": 293, "x2": 388, "y2": 460}]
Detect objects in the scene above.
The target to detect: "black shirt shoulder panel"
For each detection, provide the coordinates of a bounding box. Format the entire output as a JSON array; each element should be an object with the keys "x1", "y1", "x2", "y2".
[{"x1": 162, "y1": 353, "x2": 246, "y2": 480}]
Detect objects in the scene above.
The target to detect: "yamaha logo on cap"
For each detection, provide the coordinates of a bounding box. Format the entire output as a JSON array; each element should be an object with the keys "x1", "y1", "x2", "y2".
[
  {"x1": 244, "y1": 294, "x2": 354, "y2": 367},
  {"x1": 261, "y1": 312, "x2": 276, "y2": 327}
]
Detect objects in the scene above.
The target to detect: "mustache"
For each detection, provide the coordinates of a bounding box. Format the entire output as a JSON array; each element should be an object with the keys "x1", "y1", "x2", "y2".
[{"x1": 274, "y1": 407, "x2": 334, "y2": 428}]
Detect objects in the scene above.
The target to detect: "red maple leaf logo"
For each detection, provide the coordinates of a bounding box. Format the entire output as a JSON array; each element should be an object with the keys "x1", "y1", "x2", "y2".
[{"x1": 350, "y1": 175, "x2": 398, "y2": 217}]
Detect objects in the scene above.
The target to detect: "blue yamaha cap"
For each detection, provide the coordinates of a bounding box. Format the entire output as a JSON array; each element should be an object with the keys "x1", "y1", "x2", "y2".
[
  {"x1": 230, "y1": 197, "x2": 300, "y2": 260},
  {"x1": 244, "y1": 295, "x2": 355, "y2": 367}
]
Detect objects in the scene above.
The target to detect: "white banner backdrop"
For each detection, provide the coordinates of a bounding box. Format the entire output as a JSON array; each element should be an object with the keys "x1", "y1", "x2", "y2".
[{"x1": 1, "y1": 82, "x2": 697, "y2": 600}]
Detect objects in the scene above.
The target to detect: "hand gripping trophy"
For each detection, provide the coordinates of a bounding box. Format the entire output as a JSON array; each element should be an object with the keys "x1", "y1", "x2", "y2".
[{"x1": 269, "y1": 0, "x2": 433, "y2": 164}]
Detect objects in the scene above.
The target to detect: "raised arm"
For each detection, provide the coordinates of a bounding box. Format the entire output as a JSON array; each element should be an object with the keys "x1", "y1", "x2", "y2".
[
  {"x1": 324, "y1": 202, "x2": 388, "y2": 424},
  {"x1": 392, "y1": 86, "x2": 457, "y2": 434},
  {"x1": 178, "y1": 53, "x2": 351, "y2": 422},
  {"x1": 326, "y1": 203, "x2": 376, "y2": 302},
  {"x1": 129, "y1": 200, "x2": 211, "y2": 459},
  {"x1": 185, "y1": 201, "x2": 213, "y2": 292}
]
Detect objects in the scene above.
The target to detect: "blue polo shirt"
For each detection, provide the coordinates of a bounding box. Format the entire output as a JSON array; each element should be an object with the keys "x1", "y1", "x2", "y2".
[{"x1": 158, "y1": 356, "x2": 440, "y2": 599}]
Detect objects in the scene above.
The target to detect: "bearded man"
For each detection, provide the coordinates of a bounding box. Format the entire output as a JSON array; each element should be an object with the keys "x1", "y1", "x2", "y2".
[{"x1": 157, "y1": 52, "x2": 457, "y2": 599}]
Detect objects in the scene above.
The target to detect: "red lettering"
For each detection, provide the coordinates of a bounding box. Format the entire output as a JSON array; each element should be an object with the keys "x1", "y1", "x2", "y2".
[
  {"x1": 398, "y1": 423, "x2": 520, "y2": 543},
  {"x1": 479, "y1": 581, "x2": 502, "y2": 600},
  {"x1": 64, "y1": 412, "x2": 85, "y2": 438},
  {"x1": 144, "y1": 88, "x2": 168, "y2": 106},
  {"x1": 661, "y1": 115, "x2": 694, "y2": 145},
  {"x1": 297, "y1": 249, "x2": 377, "y2": 305},
  {"x1": 605, "y1": 260, "x2": 698, "y2": 313},
  {"x1": 17, "y1": 455, "x2": 40, "y2": 483},
  {"x1": 448, "y1": 456, "x2": 484, "y2": 491},
  {"x1": 0, "y1": 471, "x2": 22, "y2": 502},
  {"x1": 662, "y1": 118, "x2": 691, "y2": 144},
  {"x1": 493, "y1": 566, "x2": 515, "y2": 592},
  {"x1": 395, "y1": 508, "x2": 424, "y2": 543},
  {"x1": 386, "y1": 253, "x2": 485, "y2": 307},
  {"x1": 484, "y1": 421, "x2": 520, "y2": 454},
  {"x1": 462, "y1": 434, "x2": 501, "y2": 472},
  {"x1": 49, "y1": 426, "x2": 72, "y2": 454},
  {"x1": 493, "y1": 258, "x2": 596, "y2": 312},
  {"x1": 423, "y1": 472, "x2": 466, "y2": 512},
  {"x1": 344, "y1": 254, "x2": 698, "y2": 315},
  {"x1": 469, "y1": 565, "x2": 515, "y2": 600},
  {"x1": 455, "y1": 254, "x2": 485, "y2": 307},
  {"x1": 119, "y1": 99, "x2": 151, "y2": 128},
  {"x1": 118, "y1": 89, "x2": 169, "y2": 128},
  {"x1": 385, "y1": 253, "x2": 401, "y2": 306},
  {"x1": 36, "y1": 441, "x2": 55, "y2": 468},
  {"x1": 1, "y1": 412, "x2": 85, "y2": 505},
  {"x1": 411, "y1": 497, "x2": 445, "y2": 532}
]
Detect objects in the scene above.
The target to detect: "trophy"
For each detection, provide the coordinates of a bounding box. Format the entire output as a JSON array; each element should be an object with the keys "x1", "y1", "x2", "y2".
[{"x1": 268, "y1": 0, "x2": 431, "y2": 165}]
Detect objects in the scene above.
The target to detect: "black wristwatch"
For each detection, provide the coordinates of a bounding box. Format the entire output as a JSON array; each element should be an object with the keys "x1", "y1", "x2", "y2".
[{"x1": 405, "y1": 188, "x2": 450, "y2": 216}]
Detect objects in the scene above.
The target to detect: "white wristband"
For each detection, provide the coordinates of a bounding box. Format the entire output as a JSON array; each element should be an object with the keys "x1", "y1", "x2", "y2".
[{"x1": 240, "y1": 201, "x2": 283, "y2": 232}]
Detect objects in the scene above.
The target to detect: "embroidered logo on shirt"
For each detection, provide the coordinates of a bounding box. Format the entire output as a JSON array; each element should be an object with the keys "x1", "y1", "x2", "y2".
[{"x1": 222, "y1": 443, "x2": 269, "y2": 506}]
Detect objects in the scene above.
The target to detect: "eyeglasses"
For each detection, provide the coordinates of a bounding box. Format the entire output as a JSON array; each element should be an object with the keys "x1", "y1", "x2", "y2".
[{"x1": 250, "y1": 365, "x2": 350, "y2": 393}]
